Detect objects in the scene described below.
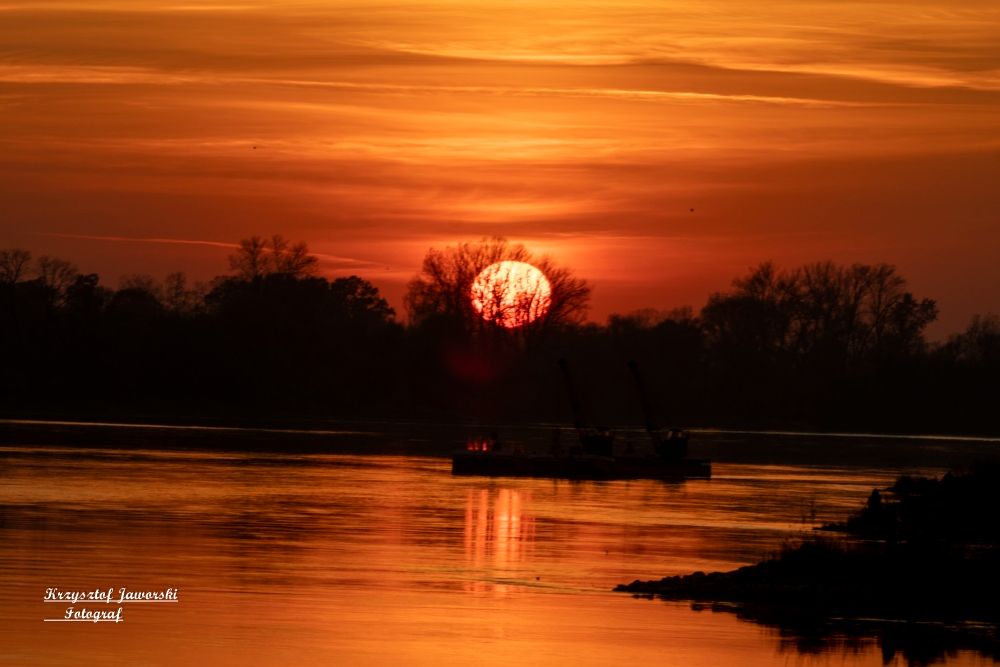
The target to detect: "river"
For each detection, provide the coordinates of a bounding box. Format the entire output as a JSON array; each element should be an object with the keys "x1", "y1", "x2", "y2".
[{"x1": 0, "y1": 430, "x2": 996, "y2": 665}]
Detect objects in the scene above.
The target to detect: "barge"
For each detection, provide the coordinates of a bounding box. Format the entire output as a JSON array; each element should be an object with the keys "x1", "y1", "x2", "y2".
[{"x1": 450, "y1": 359, "x2": 711, "y2": 481}]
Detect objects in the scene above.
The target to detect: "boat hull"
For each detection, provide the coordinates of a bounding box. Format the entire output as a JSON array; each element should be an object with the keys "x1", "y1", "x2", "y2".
[{"x1": 451, "y1": 451, "x2": 711, "y2": 481}]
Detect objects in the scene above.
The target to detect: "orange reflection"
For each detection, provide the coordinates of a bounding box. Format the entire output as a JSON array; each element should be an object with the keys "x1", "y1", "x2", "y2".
[{"x1": 463, "y1": 488, "x2": 536, "y2": 592}]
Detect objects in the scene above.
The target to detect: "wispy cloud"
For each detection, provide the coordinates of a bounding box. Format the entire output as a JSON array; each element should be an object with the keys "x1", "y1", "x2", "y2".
[
  {"x1": 0, "y1": 65, "x2": 207, "y2": 85},
  {"x1": 39, "y1": 233, "x2": 379, "y2": 269},
  {"x1": 40, "y1": 232, "x2": 239, "y2": 250},
  {"x1": 1, "y1": 0, "x2": 998, "y2": 332}
]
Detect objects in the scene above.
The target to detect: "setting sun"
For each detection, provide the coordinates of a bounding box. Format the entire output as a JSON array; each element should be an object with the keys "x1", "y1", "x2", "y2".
[{"x1": 470, "y1": 260, "x2": 552, "y2": 328}]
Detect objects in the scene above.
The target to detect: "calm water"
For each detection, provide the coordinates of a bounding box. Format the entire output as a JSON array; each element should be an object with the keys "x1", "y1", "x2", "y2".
[{"x1": 0, "y1": 443, "x2": 992, "y2": 665}]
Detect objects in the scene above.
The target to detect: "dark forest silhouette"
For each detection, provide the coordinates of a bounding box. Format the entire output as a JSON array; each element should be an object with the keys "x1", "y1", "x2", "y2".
[{"x1": 1, "y1": 239, "x2": 997, "y2": 433}]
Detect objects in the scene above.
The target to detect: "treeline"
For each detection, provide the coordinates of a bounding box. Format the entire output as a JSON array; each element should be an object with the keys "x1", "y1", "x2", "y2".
[{"x1": 0, "y1": 238, "x2": 997, "y2": 434}]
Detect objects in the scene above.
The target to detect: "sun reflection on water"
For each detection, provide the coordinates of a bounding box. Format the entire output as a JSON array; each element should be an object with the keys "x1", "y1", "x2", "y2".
[{"x1": 463, "y1": 488, "x2": 536, "y2": 593}]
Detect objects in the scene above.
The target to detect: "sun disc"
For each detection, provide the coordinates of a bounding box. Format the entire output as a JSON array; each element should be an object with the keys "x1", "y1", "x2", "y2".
[{"x1": 470, "y1": 261, "x2": 552, "y2": 328}]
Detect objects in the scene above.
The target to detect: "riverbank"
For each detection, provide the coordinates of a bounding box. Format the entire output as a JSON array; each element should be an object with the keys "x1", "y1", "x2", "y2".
[
  {"x1": 616, "y1": 538, "x2": 1000, "y2": 619},
  {"x1": 616, "y1": 467, "x2": 1000, "y2": 659},
  {"x1": 3, "y1": 417, "x2": 1000, "y2": 469}
]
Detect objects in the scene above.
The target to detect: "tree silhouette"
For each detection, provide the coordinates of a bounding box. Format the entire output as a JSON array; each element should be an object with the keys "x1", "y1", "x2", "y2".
[
  {"x1": 946, "y1": 314, "x2": 1000, "y2": 365},
  {"x1": 0, "y1": 248, "x2": 31, "y2": 284},
  {"x1": 228, "y1": 237, "x2": 270, "y2": 280},
  {"x1": 328, "y1": 275, "x2": 395, "y2": 327},
  {"x1": 162, "y1": 272, "x2": 206, "y2": 316},
  {"x1": 269, "y1": 235, "x2": 318, "y2": 277},
  {"x1": 405, "y1": 236, "x2": 590, "y2": 334},
  {"x1": 702, "y1": 261, "x2": 937, "y2": 364},
  {"x1": 229, "y1": 235, "x2": 318, "y2": 280},
  {"x1": 63, "y1": 273, "x2": 108, "y2": 319},
  {"x1": 0, "y1": 241, "x2": 994, "y2": 433},
  {"x1": 35, "y1": 256, "x2": 79, "y2": 304}
]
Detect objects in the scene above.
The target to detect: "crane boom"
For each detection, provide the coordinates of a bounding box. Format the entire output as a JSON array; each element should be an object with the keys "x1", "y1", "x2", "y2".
[{"x1": 557, "y1": 358, "x2": 614, "y2": 456}]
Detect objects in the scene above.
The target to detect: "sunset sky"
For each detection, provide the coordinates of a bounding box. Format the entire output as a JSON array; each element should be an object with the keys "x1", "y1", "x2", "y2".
[{"x1": 1, "y1": 0, "x2": 998, "y2": 335}]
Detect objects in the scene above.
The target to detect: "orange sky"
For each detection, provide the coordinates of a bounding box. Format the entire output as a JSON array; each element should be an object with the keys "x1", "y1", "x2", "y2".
[{"x1": 1, "y1": 0, "x2": 998, "y2": 335}]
